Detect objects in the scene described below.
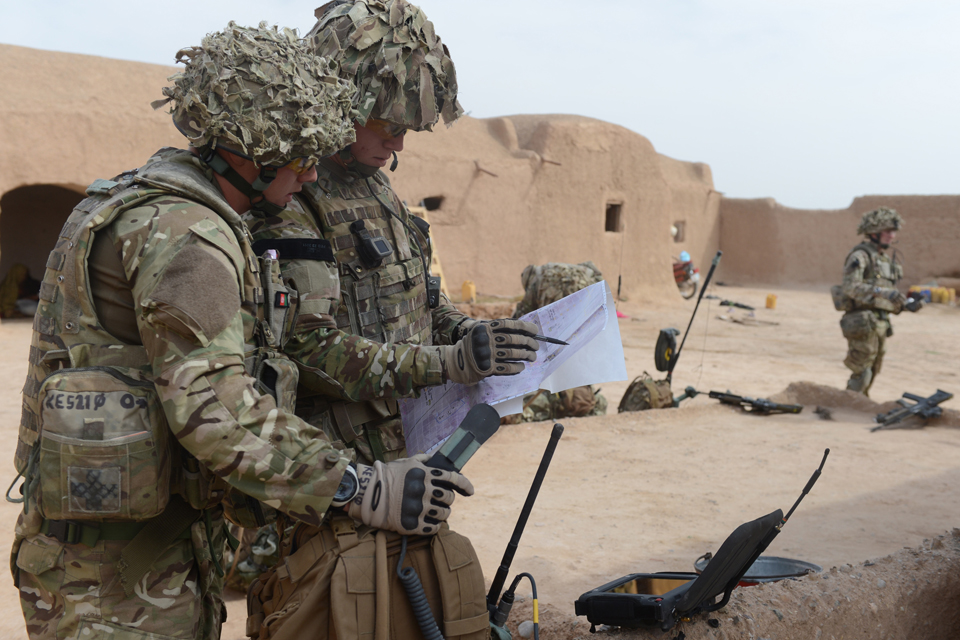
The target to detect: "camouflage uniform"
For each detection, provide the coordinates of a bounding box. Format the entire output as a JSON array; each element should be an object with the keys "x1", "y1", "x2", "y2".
[
  {"x1": 246, "y1": 164, "x2": 466, "y2": 464},
  {"x1": 838, "y1": 208, "x2": 907, "y2": 396},
  {"x1": 244, "y1": 0, "x2": 468, "y2": 468},
  {"x1": 512, "y1": 261, "x2": 604, "y2": 319},
  {"x1": 243, "y1": 5, "x2": 496, "y2": 639},
  {"x1": 12, "y1": 25, "x2": 355, "y2": 640},
  {"x1": 510, "y1": 262, "x2": 608, "y2": 420}
]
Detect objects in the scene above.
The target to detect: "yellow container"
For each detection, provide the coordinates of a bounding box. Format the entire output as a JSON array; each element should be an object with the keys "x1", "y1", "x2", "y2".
[
  {"x1": 766, "y1": 294, "x2": 777, "y2": 310},
  {"x1": 461, "y1": 280, "x2": 477, "y2": 304}
]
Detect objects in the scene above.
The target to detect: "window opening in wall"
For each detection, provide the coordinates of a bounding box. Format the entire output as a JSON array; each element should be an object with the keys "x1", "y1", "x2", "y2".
[
  {"x1": 605, "y1": 202, "x2": 623, "y2": 233},
  {"x1": 672, "y1": 220, "x2": 686, "y2": 243},
  {"x1": 421, "y1": 196, "x2": 445, "y2": 211}
]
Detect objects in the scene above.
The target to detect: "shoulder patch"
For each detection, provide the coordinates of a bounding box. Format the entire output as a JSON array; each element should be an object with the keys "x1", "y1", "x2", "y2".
[{"x1": 148, "y1": 244, "x2": 241, "y2": 346}]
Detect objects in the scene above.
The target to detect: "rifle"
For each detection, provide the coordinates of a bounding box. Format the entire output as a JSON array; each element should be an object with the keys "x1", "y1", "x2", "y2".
[
  {"x1": 708, "y1": 390, "x2": 803, "y2": 415},
  {"x1": 872, "y1": 389, "x2": 953, "y2": 432},
  {"x1": 704, "y1": 295, "x2": 755, "y2": 311}
]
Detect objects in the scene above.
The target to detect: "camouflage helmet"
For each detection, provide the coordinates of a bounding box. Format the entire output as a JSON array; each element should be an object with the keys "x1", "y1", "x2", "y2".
[
  {"x1": 154, "y1": 22, "x2": 357, "y2": 165},
  {"x1": 306, "y1": 0, "x2": 464, "y2": 132},
  {"x1": 857, "y1": 207, "x2": 904, "y2": 236}
]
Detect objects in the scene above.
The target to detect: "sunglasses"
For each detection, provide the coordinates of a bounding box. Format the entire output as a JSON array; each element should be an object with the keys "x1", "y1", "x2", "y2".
[
  {"x1": 282, "y1": 157, "x2": 318, "y2": 175},
  {"x1": 365, "y1": 118, "x2": 409, "y2": 140}
]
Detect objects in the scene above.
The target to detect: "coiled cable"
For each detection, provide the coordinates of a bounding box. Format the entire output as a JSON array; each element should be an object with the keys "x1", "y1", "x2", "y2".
[{"x1": 397, "y1": 535, "x2": 445, "y2": 640}]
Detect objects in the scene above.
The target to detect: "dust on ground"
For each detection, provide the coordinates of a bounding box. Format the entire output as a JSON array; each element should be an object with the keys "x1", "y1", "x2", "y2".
[{"x1": 0, "y1": 286, "x2": 957, "y2": 640}]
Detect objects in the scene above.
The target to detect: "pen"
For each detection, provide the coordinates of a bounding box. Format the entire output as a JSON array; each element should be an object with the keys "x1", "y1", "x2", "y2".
[{"x1": 532, "y1": 334, "x2": 569, "y2": 346}]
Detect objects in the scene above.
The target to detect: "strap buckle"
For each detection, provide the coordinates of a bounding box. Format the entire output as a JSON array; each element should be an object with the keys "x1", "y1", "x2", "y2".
[{"x1": 44, "y1": 520, "x2": 88, "y2": 545}]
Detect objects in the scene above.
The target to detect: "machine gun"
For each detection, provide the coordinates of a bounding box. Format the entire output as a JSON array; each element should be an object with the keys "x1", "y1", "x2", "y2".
[
  {"x1": 872, "y1": 389, "x2": 953, "y2": 432},
  {"x1": 708, "y1": 391, "x2": 803, "y2": 415}
]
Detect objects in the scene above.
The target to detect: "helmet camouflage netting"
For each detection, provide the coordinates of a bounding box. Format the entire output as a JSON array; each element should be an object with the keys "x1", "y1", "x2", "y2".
[
  {"x1": 306, "y1": 0, "x2": 464, "y2": 131},
  {"x1": 857, "y1": 207, "x2": 904, "y2": 235},
  {"x1": 154, "y1": 22, "x2": 357, "y2": 165}
]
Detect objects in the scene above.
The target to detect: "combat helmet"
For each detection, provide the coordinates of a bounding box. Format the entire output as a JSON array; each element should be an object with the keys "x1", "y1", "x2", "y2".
[
  {"x1": 306, "y1": 0, "x2": 463, "y2": 173},
  {"x1": 857, "y1": 207, "x2": 904, "y2": 236},
  {"x1": 153, "y1": 22, "x2": 356, "y2": 214}
]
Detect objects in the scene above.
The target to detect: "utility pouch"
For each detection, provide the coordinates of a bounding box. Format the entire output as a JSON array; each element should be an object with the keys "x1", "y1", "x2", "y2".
[
  {"x1": 350, "y1": 220, "x2": 393, "y2": 269},
  {"x1": 839, "y1": 310, "x2": 876, "y2": 341},
  {"x1": 830, "y1": 285, "x2": 853, "y2": 312},
  {"x1": 35, "y1": 366, "x2": 171, "y2": 521}
]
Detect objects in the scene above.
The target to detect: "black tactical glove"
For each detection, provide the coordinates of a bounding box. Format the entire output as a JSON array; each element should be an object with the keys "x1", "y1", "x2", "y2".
[
  {"x1": 348, "y1": 455, "x2": 474, "y2": 536},
  {"x1": 442, "y1": 319, "x2": 539, "y2": 385},
  {"x1": 904, "y1": 296, "x2": 923, "y2": 313}
]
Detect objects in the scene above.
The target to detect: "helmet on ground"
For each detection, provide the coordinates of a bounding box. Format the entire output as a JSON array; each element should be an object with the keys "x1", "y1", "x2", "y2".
[
  {"x1": 857, "y1": 207, "x2": 904, "y2": 236},
  {"x1": 307, "y1": 0, "x2": 464, "y2": 132},
  {"x1": 155, "y1": 21, "x2": 356, "y2": 167}
]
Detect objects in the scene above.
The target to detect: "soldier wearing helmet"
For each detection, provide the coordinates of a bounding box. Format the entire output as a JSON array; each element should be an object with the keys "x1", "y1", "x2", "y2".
[
  {"x1": 243, "y1": 2, "x2": 537, "y2": 637},
  {"x1": 13, "y1": 23, "x2": 472, "y2": 640},
  {"x1": 835, "y1": 207, "x2": 921, "y2": 396}
]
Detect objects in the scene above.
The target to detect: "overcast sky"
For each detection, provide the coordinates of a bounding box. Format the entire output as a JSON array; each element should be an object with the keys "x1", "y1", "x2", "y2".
[{"x1": 3, "y1": 1, "x2": 958, "y2": 209}]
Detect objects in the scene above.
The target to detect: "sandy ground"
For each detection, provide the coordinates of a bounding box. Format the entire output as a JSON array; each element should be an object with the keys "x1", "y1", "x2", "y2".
[{"x1": 0, "y1": 285, "x2": 957, "y2": 639}]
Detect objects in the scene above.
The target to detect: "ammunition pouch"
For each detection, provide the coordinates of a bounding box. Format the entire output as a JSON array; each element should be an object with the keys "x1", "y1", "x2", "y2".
[
  {"x1": 830, "y1": 285, "x2": 854, "y2": 312},
  {"x1": 33, "y1": 366, "x2": 171, "y2": 522},
  {"x1": 839, "y1": 310, "x2": 877, "y2": 341},
  {"x1": 246, "y1": 518, "x2": 488, "y2": 640}
]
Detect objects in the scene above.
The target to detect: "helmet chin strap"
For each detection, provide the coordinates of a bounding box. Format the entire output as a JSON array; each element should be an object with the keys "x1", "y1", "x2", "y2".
[
  {"x1": 201, "y1": 147, "x2": 285, "y2": 216},
  {"x1": 868, "y1": 233, "x2": 890, "y2": 249},
  {"x1": 390, "y1": 151, "x2": 399, "y2": 172},
  {"x1": 338, "y1": 146, "x2": 382, "y2": 178}
]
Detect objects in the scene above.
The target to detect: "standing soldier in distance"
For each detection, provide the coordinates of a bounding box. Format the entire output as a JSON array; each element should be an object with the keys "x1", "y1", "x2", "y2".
[
  {"x1": 837, "y1": 207, "x2": 921, "y2": 396},
  {"x1": 244, "y1": 2, "x2": 538, "y2": 638},
  {"x1": 13, "y1": 23, "x2": 471, "y2": 640}
]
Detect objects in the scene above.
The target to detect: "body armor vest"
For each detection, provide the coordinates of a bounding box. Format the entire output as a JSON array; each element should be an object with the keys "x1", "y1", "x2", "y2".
[
  {"x1": 847, "y1": 241, "x2": 902, "y2": 290},
  {"x1": 16, "y1": 149, "x2": 291, "y2": 522},
  {"x1": 251, "y1": 162, "x2": 437, "y2": 464},
  {"x1": 310, "y1": 162, "x2": 434, "y2": 346}
]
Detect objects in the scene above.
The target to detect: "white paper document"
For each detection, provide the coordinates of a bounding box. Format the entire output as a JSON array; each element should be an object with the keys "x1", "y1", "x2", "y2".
[{"x1": 400, "y1": 281, "x2": 627, "y2": 455}]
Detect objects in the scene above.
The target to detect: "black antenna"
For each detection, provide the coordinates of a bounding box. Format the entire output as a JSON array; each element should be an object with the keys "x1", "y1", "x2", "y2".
[
  {"x1": 667, "y1": 250, "x2": 721, "y2": 384},
  {"x1": 782, "y1": 448, "x2": 830, "y2": 526},
  {"x1": 487, "y1": 423, "x2": 564, "y2": 615}
]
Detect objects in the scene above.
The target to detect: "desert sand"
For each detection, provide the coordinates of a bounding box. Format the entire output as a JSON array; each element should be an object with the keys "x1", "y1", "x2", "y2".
[{"x1": 0, "y1": 285, "x2": 957, "y2": 639}]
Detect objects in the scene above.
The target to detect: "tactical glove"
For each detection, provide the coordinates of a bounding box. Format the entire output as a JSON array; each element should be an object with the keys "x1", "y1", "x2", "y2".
[
  {"x1": 442, "y1": 320, "x2": 539, "y2": 385},
  {"x1": 347, "y1": 455, "x2": 474, "y2": 536},
  {"x1": 905, "y1": 296, "x2": 923, "y2": 313},
  {"x1": 879, "y1": 288, "x2": 907, "y2": 312}
]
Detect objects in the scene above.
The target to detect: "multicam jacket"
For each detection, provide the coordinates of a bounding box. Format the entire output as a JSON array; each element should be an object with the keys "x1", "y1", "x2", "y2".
[
  {"x1": 512, "y1": 261, "x2": 604, "y2": 319},
  {"x1": 16, "y1": 148, "x2": 349, "y2": 538},
  {"x1": 245, "y1": 159, "x2": 467, "y2": 463}
]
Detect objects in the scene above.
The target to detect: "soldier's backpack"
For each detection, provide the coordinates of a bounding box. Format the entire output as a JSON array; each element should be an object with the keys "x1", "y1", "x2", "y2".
[
  {"x1": 618, "y1": 372, "x2": 674, "y2": 412},
  {"x1": 246, "y1": 518, "x2": 488, "y2": 640}
]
